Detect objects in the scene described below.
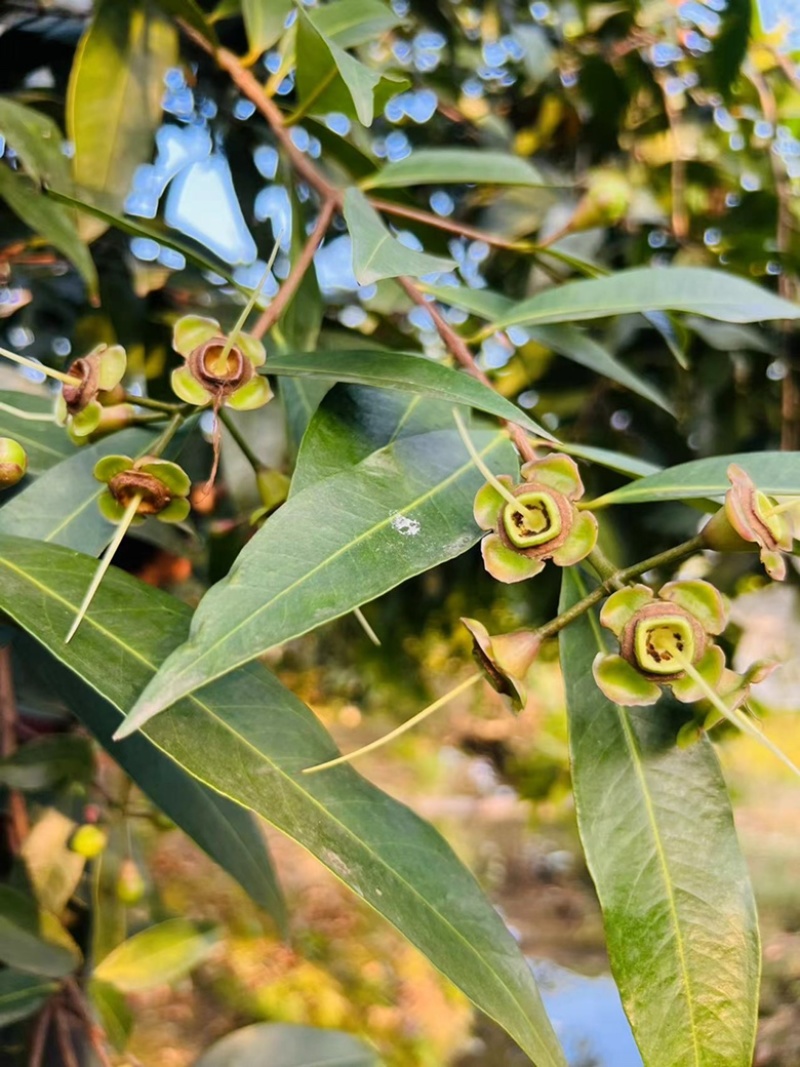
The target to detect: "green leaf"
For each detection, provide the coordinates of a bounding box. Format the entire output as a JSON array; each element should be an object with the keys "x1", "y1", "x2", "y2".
[
  {"x1": 291, "y1": 385, "x2": 456, "y2": 496},
  {"x1": 0, "y1": 535, "x2": 566, "y2": 1067},
  {"x1": 344, "y1": 188, "x2": 455, "y2": 283},
  {"x1": 0, "y1": 885, "x2": 81, "y2": 979},
  {"x1": 0, "y1": 969, "x2": 56, "y2": 1028},
  {"x1": 242, "y1": 0, "x2": 293, "y2": 53},
  {"x1": 95, "y1": 918, "x2": 220, "y2": 992},
  {"x1": 590, "y1": 451, "x2": 800, "y2": 508},
  {"x1": 0, "y1": 427, "x2": 156, "y2": 552},
  {"x1": 546, "y1": 442, "x2": 660, "y2": 479},
  {"x1": 312, "y1": 0, "x2": 403, "y2": 48},
  {"x1": 123, "y1": 427, "x2": 519, "y2": 731},
  {"x1": 559, "y1": 569, "x2": 759, "y2": 1067},
  {"x1": 0, "y1": 99, "x2": 70, "y2": 189},
  {"x1": 89, "y1": 979, "x2": 133, "y2": 1052},
  {"x1": 266, "y1": 348, "x2": 554, "y2": 438},
  {"x1": 0, "y1": 392, "x2": 72, "y2": 475},
  {"x1": 280, "y1": 377, "x2": 333, "y2": 455},
  {"x1": 362, "y1": 148, "x2": 550, "y2": 190},
  {"x1": 194, "y1": 1023, "x2": 380, "y2": 1067},
  {"x1": 478, "y1": 268, "x2": 800, "y2": 332},
  {"x1": 421, "y1": 284, "x2": 673, "y2": 413},
  {"x1": 17, "y1": 638, "x2": 286, "y2": 931},
  {"x1": 295, "y1": 10, "x2": 407, "y2": 126},
  {"x1": 67, "y1": 0, "x2": 178, "y2": 212},
  {"x1": 45, "y1": 187, "x2": 253, "y2": 297},
  {"x1": 0, "y1": 168, "x2": 98, "y2": 298}
]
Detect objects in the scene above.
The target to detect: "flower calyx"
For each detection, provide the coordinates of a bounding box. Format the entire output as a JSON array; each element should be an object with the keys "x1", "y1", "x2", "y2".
[
  {"x1": 593, "y1": 579, "x2": 730, "y2": 707},
  {"x1": 171, "y1": 315, "x2": 273, "y2": 412},
  {"x1": 702, "y1": 464, "x2": 795, "y2": 580},
  {"x1": 0, "y1": 437, "x2": 27, "y2": 489},
  {"x1": 55, "y1": 344, "x2": 127, "y2": 438},
  {"x1": 94, "y1": 454, "x2": 191, "y2": 524},
  {"x1": 462, "y1": 617, "x2": 541, "y2": 711},
  {"x1": 473, "y1": 454, "x2": 598, "y2": 583}
]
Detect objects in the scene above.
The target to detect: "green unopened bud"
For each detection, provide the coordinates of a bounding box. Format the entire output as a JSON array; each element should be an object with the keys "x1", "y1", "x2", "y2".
[
  {"x1": 116, "y1": 858, "x2": 145, "y2": 904},
  {"x1": 0, "y1": 437, "x2": 27, "y2": 489},
  {"x1": 69, "y1": 824, "x2": 108, "y2": 859}
]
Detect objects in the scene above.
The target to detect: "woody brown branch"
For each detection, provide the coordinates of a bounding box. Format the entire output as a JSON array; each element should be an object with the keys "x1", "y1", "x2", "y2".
[{"x1": 177, "y1": 20, "x2": 538, "y2": 462}]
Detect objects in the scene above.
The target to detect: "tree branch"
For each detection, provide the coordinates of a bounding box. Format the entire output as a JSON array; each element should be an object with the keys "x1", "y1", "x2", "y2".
[{"x1": 251, "y1": 197, "x2": 337, "y2": 340}]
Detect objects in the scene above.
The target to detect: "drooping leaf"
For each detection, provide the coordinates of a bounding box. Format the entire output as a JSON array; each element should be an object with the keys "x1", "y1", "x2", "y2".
[
  {"x1": 0, "y1": 426, "x2": 156, "y2": 553},
  {"x1": 545, "y1": 442, "x2": 660, "y2": 479},
  {"x1": 194, "y1": 1023, "x2": 380, "y2": 1067},
  {"x1": 362, "y1": 148, "x2": 550, "y2": 190},
  {"x1": 46, "y1": 187, "x2": 252, "y2": 296},
  {"x1": 122, "y1": 427, "x2": 518, "y2": 731},
  {"x1": 242, "y1": 0, "x2": 293, "y2": 54},
  {"x1": 0, "y1": 535, "x2": 567, "y2": 1067},
  {"x1": 483, "y1": 267, "x2": 800, "y2": 331},
  {"x1": 0, "y1": 168, "x2": 98, "y2": 297},
  {"x1": 94, "y1": 919, "x2": 221, "y2": 992},
  {"x1": 0, "y1": 392, "x2": 72, "y2": 475},
  {"x1": 295, "y1": 10, "x2": 407, "y2": 126},
  {"x1": 344, "y1": 189, "x2": 454, "y2": 283},
  {"x1": 589, "y1": 451, "x2": 800, "y2": 508},
  {"x1": 421, "y1": 284, "x2": 673, "y2": 413},
  {"x1": 0, "y1": 885, "x2": 81, "y2": 979},
  {"x1": 266, "y1": 348, "x2": 553, "y2": 438},
  {"x1": 67, "y1": 0, "x2": 178, "y2": 213},
  {"x1": 0, "y1": 969, "x2": 56, "y2": 1028},
  {"x1": 88, "y1": 979, "x2": 134, "y2": 1052},
  {"x1": 560, "y1": 569, "x2": 759, "y2": 1067},
  {"x1": 291, "y1": 385, "x2": 456, "y2": 495},
  {"x1": 0, "y1": 98, "x2": 71, "y2": 189}
]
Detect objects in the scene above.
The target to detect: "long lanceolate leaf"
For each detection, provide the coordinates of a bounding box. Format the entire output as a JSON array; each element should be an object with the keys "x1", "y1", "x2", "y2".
[
  {"x1": 0, "y1": 535, "x2": 567, "y2": 1067},
  {"x1": 265, "y1": 348, "x2": 555, "y2": 438},
  {"x1": 590, "y1": 451, "x2": 800, "y2": 508},
  {"x1": 121, "y1": 428, "x2": 518, "y2": 735},
  {"x1": 470, "y1": 267, "x2": 800, "y2": 332},
  {"x1": 560, "y1": 569, "x2": 759, "y2": 1067}
]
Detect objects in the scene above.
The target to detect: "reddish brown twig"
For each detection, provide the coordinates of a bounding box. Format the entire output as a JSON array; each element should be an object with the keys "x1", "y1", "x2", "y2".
[
  {"x1": 63, "y1": 979, "x2": 115, "y2": 1067},
  {"x1": 54, "y1": 1005, "x2": 81, "y2": 1067},
  {"x1": 252, "y1": 197, "x2": 337, "y2": 340},
  {"x1": 367, "y1": 197, "x2": 528, "y2": 253},
  {"x1": 397, "y1": 276, "x2": 537, "y2": 462},
  {"x1": 29, "y1": 1001, "x2": 54, "y2": 1067}
]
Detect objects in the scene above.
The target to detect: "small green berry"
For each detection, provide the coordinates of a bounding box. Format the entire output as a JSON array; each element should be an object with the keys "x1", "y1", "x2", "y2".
[
  {"x1": 0, "y1": 437, "x2": 27, "y2": 489},
  {"x1": 116, "y1": 858, "x2": 146, "y2": 904},
  {"x1": 69, "y1": 824, "x2": 108, "y2": 859}
]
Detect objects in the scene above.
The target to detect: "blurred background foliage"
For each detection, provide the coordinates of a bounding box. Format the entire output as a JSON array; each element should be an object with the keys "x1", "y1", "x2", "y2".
[{"x1": 1, "y1": 0, "x2": 799, "y2": 1064}]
